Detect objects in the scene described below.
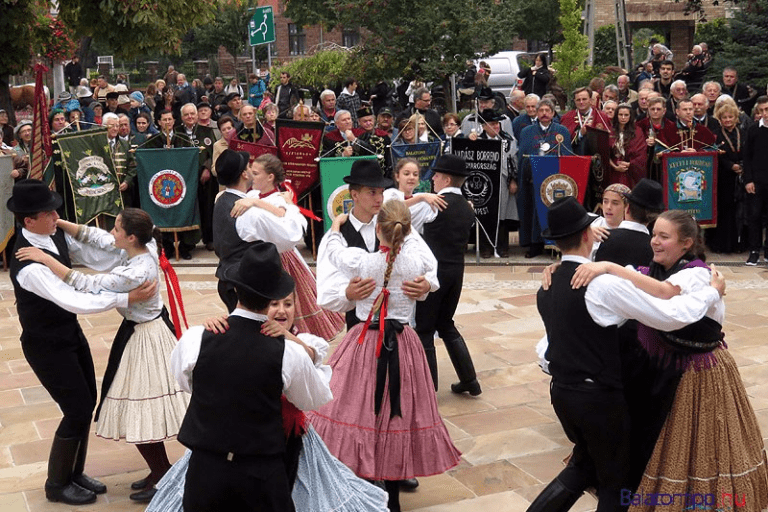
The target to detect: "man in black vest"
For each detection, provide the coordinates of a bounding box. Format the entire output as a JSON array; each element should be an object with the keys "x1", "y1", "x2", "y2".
[
  {"x1": 317, "y1": 159, "x2": 433, "y2": 331},
  {"x1": 172, "y1": 242, "x2": 332, "y2": 511},
  {"x1": 7, "y1": 180, "x2": 154, "y2": 505},
  {"x1": 594, "y1": 179, "x2": 664, "y2": 267},
  {"x1": 212, "y1": 149, "x2": 299, "y2": 312},
  {"x1": 529, "y1": 197, "x2": 724, "y2": 512},
  {"x1": 415, "y1": 155, "x2": 481, "y2": 395}
]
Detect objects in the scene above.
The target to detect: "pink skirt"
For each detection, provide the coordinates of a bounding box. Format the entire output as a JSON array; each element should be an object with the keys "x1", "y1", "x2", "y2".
[
  {"x1": 307, "y1": 323, "x2": 462, "y2": 481},
  {"x1": 280, "y1": 250, "x2": 345, "y2": 341}
]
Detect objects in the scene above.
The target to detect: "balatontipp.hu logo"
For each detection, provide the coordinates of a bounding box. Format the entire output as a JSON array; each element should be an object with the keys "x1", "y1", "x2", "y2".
[{"x1": 621, "y1": 489, "x2": 747, "y2": 509}]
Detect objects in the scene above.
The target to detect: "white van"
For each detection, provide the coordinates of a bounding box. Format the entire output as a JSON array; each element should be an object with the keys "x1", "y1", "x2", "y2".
[{"x1": 474, "y1": 51, "x2": 548, "y2": 98}]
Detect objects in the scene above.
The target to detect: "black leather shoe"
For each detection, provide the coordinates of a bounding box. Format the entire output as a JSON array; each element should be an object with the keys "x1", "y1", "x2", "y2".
[
  {"x1": 180, "y1": 251, "x2": 192, "y2": 260},
  {"x1": 131, "y1": 475, "x2": 150, "y2": 490},
  {"x1": 73, "y1": 473, "x2": 106, "y2": 494},
  {"x1": 45, "y1": 482, "x2": 97, "y2": 505},
  {"x1": 129, "y1": 486, "x2": 157, "y2": 503},
  {"x1": 399, "y1": 478, "x2": 419, "y2": 491},
  {"x1": 451, "y1": 379, "x2": 482, "y2": 396},
  {"x1": 205, "y1": 242, "x2": 215, "y2": 251}
]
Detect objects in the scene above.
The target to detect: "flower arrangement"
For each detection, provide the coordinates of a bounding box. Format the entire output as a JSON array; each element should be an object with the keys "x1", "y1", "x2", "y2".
[{"x1": 32, "y1": 13, "x2": 78, "y2": 63}]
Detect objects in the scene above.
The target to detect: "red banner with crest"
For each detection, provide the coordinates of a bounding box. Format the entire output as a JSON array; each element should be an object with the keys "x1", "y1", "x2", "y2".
[
  {"x1": 276, "y1": 119, "x2": 325, "y2": 198},
  {"x1": 229, "y1": 138, "x2": 278, "y2": 160}
]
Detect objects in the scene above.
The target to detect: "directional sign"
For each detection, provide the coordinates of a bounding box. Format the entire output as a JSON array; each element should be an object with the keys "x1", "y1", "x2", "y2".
[{"x1": 249, "y1": 6, "x2": 275, "y2": 46}]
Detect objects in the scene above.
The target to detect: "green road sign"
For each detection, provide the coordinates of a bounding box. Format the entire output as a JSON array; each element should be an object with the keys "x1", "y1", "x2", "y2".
[{"x1": 249, "y1": 6, "x2": 275, "y2": 46}]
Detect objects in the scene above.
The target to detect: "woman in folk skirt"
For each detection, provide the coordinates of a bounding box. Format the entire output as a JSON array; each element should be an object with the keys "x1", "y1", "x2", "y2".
[
  {"x1": 572, "y1": 210, "x2": 768, "y2": 511},
  {"x1": 307, "y1": 200, "x2": 462, "y2": 512},
  {"x1": 230, "y1": 153, "x2": 345, "y2": 340},
  {"x1": 147, "y1": 290, "x2": 390, "y2": 512},
  {"x1": 17, "y1": 208, "x2": 189, "y2": 503}
]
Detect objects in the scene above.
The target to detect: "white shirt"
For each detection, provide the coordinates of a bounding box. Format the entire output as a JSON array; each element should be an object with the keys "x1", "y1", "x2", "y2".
[
  {"x1": 324, "y1": 232, "x2": 439, "y2": 322},
  {"x1": 347, "y1": 209, "x2": 377, "y2": 252},
  {"x1": 15, "y1": 229, "x2": 129, "y2": 315},
  {"x1": 316, "y1": 221, "x2": 438, "y2": 314},
  {"x1": 615, "y1": 220, "x2": 649, "y2": 233},
  {"x1": 171, "y1": 309, "x2": 333, "y2": 412},
  {"x1": 223, "y1": 188, "x2": 305, "y2": 253},
  {"x1": 382, "y1": 188, "x2": 438, "y2": 234},
  {"x1": 62, "y1": 226, "x2": 162, "y2": 323},
  {"x1": 562, "y1": 255, "x2": 721, "y2": 329}
]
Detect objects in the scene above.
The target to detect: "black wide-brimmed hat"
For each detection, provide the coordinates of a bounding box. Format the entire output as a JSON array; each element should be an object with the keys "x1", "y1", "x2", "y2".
[
  {"x1": 222, "y1": 241, "x2": 295, "y2": 300},
  {"x1": 477, "y1": 87, "x2": 495, "y2": 100},
  {"x1": 625, "y1": 178, "x2": 664, "y2": 211},
  {"x1": 216, "y1": 149, "x2": 250, "y2": 185},
  {"x1": 542, "y1": 196, "x2": 593, "y2": 239},
  {"x1": 432, "y1": 154, "x2": 469, "y2": 177},
  {"x1": 479, "y1": 109, "x2": 504, "y2": 123},
  {"x1": 343, "y1": 159, "x2": 393, "y2": 188},
  {"x1": 7, "y1": 179, "x2": 63, "y2": 214}
]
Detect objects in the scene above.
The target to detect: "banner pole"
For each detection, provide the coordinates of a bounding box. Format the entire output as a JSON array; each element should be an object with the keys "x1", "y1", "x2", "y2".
[
  {"x1": 174, "y1": 232, "x2": 180, "y2": 261},
  {"x1": 475, "y1": 219, "x2": 480, "y2": 264}
]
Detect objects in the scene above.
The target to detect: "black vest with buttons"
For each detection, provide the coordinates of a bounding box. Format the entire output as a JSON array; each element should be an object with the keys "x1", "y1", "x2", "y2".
[
  {"x1": 10, "y1": 229, "x2": 80, "y2": 342},
  {"x1": 178, "y1": 315, "x2": 286, "y2": 456},
  {"x1": 213, "y1": 191, "x2": 259, "y2": 280},
  {"x1": 537, "y1": 261, "x2": 622, "y2": 389},
  {"x1": 339, "y1": 218, "x2": 378, "y2": 329}
]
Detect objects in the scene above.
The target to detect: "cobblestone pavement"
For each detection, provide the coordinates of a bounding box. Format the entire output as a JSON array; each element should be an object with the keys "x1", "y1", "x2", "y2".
[{"x1": 0, "y1": 247, "x2": 767, "y2": 511}]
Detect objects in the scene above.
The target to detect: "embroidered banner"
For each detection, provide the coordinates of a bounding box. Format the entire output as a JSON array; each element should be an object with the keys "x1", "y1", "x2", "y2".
[
  {"x1": 318, "y1": 155, "x2": 378, "y2": 231},
  {"x1": 530, "y1": 155, "x2": 592, "y2": 236},
  {"x1": 229, "y1": 138, "x2": 278, "y2": 160},
  {"x1": 451, "y1": 138, "x2": 502, "y2": 247},
  {"x1": 135, "y1": 147, "x2": 200, "y2": 231},
  {"x1": 276, "y1": 119, "x2": 325, "y2": 198},
  {"x1": 661, "y1": 151, "x2": 717, "y2": 226},
  {"x1": 54, "y1": 129, "x2": 123, "y2": 223},
  {"x1": 389, "y1": 141, "x2": 442, "y2": 193}
]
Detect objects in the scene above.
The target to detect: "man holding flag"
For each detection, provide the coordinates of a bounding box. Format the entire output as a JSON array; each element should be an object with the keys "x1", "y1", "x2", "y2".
[{"x1": 517, "y1": 99, "x2": 572, "y2": 258}]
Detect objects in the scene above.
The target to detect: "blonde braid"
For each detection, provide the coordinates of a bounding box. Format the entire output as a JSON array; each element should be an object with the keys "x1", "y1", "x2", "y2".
[{"x1": 378, "y1": 200, "x2": 411, "y2": 290}]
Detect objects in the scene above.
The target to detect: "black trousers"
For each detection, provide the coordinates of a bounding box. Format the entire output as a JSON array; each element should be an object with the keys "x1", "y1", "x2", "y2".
[
  {"x1": 416, "y1": 263, "x2": 464, "y2": 343},
  {"x1": 183, "y1": 450, "x2": 295, "y2": 512},
  {"x1": 550, "y1": 382, "x2": 631, "y2": 512},
  {"x1": 747, "y1": 183, "x2": 768, "y2": 252},
  {"x1": 198, "y1": 175, "x2": 219, "y2": 245},
  {"x1": 22, "y1": 329, "x2": 97, "y2": 438}
]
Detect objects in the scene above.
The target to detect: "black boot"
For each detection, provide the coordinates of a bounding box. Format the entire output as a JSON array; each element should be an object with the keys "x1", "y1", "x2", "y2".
[
  {"x1": 45, "y1": 435, "x2": 97, "y2": 505},
  {"x1": 399, "y1": 477, "x2": 419, "y2": 491},
  {"x1": 423, "y1": 346, "x2": 438, "y2": 391},
  {"x1": 72, "y1": 432, "x2": 106, "y2": 494},
  {"x1": 384, "y1": 480, "x2": 401, "y2": 512},
  {"x1": 526, "y1": 478, "x2": 582, "y2": 512},
  {"x1": 444, "y1": 335, "x2": 482, "y2": 396}
]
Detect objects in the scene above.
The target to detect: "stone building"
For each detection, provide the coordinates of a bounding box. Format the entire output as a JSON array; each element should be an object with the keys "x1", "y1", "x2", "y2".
[{"x1": 592, "y1": 0, "x2": 732, "y2": 68}]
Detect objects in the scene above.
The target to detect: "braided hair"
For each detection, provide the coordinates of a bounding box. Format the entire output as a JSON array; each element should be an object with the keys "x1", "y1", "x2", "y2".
[{"x1": 377, "y1": 200, "x2": 411, "y2": 289}]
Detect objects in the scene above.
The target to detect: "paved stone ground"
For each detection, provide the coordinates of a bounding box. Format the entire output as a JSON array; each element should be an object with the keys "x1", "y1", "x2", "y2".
[{"x1": 0, "y1": 245, "x2": 767, "y2": 512}]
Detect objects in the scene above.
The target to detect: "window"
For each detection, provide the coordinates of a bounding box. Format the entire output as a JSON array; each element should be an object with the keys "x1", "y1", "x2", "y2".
[
  {"x1": 288, "y1": 24, "x2": 306, "y2": 55},
  {"x1": 342, "y1": 29, "x2": 360, "y2": 48}
]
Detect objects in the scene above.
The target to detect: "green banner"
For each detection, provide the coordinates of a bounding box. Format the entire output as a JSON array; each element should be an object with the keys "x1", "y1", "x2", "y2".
[
  {"x1": 319, "y1": 155, "x2": 378, "y2": 232},
  {"x1": 54, "y1": 129, "x2": 123, "y2": 223},
  {"x1": 135, "y1": 147, "x2": 200, "y2": 231}
]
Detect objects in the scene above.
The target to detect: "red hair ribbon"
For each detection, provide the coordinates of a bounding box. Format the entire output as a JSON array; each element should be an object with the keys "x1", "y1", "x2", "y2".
[
  {"x1": 159, "y1": 249, "x2": 189, "y2": 339},
  {"x1": 356, "y1": 247, "x2": 391, "y2": 357}
]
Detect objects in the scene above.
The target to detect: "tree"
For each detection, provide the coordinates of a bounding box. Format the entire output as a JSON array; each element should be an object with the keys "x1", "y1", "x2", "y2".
[
  {"x1": 507, "y1": 0, "x2": 563, "y2": 53},
  {"x1": 57, "y1": 0, "x2": 218, "y2": 59},
  {"x1": 551, "y1": 0, "x2": 592, "y2": 98},
  {"x1": 714, "y1": 0, "x2": 768, "y2": 90},
  {"x1": 283, "y1": 0, "x2": 516, "y2": 83},
  {"x1": 191, "y1": 0, "x2": 260, "y2": 79},
  {"x1": 593, "y1": 25, "x2": 618, "y2": 68}
]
